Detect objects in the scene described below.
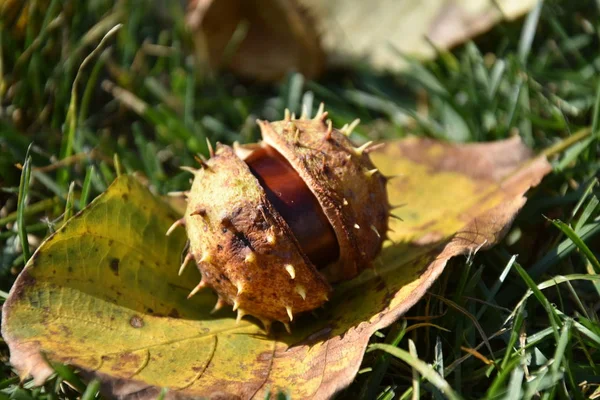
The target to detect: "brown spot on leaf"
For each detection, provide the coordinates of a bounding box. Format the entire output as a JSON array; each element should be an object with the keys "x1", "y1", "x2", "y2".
[
  {"x1": 129, "y1": 315, "x2": 144, "y2": 328},
  {"x1": 59, "y1": 325, "x2": 72, "y2": 337},
  {"x1": 116, "y1": 352, "x2": 140, "y2": 366},
  {"x1": 109, "y1": 258, "x2": 120, "y2": 276},
  {"x1": 13, "y1": 271, "x2": 36, "y2": 301}
]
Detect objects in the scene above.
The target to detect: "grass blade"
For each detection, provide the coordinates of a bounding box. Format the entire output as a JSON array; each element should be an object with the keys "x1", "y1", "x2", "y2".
[
  {"x1": 368, "y1": 344, "x2": 463, "y2": 400},
  {"x1": 63, "y1": 181, "x2": 76, "y2": 223},
  {"x1": 80, "y1": 379, "x2": 100, "y2": 400},
  {"x1": 408, "y1": 339, "x2": 420, "y2": 400},
  {"x1": 512, "y1": 262, "x2": 561, "y2": 340},
  {"x1": 59, "y1": 24, "x2": 123, "y2": 187},
  {"x1": 79, "y1": 166, "x2": 95, "y2": 209},
  {"x1": 359, "y1": 321, "x2": 407, "y2": 400},
  {"x1": 17, "y1": 146, "x2": 33, "y2": 262},
  {"x1": 549, "y1": 218, "x2": 600, "y2": 273},
  {"x1": 519, "y1": 1, "x2": 544, "y2": 64}
]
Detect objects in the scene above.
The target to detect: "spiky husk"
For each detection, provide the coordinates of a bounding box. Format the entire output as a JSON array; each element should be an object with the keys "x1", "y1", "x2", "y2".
[
  {"x1": 182, "y1": 112, "x2": 389, "y2": 326},
  {"x1": 184, "y1": 145, "x2": 331, "y2": 324}
]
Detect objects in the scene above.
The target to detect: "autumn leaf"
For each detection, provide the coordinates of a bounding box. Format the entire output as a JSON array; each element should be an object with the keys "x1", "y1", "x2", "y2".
[{"x1": 1, "y1": 136, "x2": 551, "y2": 399}]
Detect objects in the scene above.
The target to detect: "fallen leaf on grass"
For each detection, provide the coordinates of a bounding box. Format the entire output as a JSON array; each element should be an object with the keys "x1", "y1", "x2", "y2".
[{"x1": 1, "y1": 136, "x2": 551, "y2": 399}]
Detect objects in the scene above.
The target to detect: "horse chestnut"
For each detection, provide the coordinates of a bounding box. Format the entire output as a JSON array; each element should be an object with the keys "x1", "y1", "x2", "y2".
[{"x1": 168, "y1": 105, "x2": 390, "y2": 331}]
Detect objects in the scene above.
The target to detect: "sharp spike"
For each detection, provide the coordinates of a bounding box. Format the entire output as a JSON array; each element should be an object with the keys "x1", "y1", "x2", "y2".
[
  {"x1": 196, "y1": 152, "x2": 208, "y2": 162},
  {"x1": 232, "y1": 299, "x2": 240, "y2": 311},
  {"x1": 385, "y1": 174, "x2": 403, "y2": 181},
  {"x1": 294, "y1": 128, "x2": 301, "y2": 144},
  {"x1": 295, "y1": 285, "x2": 306, "y2": 300},
  {"x1": 354, "y1": 223, "x2": 361, "y2": 230},
  {"x1": 285, "y1": 264, "x2": 296, "y2": 279},
  {"x1": 390, "y1": 213, "x2": 404, "y2": 221},
  {"x1": 325, "y1": 120, "x2": 333, "y2": 140},
  {"x1": 187, "y1": 280, "x2": 207, "y2": 299},
  {"x1": 300, "y1": 104, "x2": 308, "y2": 119},
  {"x1": 206, "y1": 138, "x2": 214, "y2": 158},
  {"x1": 211, "y1": 297, "x2": 227, "y2": 314},
  {"x1": 389, "y1": 203, "x2": 407, "y2": 210},
  {"x1": 236, "y1": 309, "x2": 245, "y2": 324},
  {"x1": 352, "y1": 141, "x2": 373, "y2": 156},
  {"x1": 192, "y1": 156, "x2": 211, "y2": 171},
  {"x1": 236, "y1": 281, "x2": 245, "y2": 295},
  {"x1": 244, "y1": 252, "x2": 257, "y2": 264},
  {"x1": 214, "y1": 141, "x2": 224, "y2": 156},
  {"x1": 341, "y1": 118, "x2": 360, "y2": 136},
  {"x1": 364, "y1": 142, "x2": 386, "y2": 154},
  {"x1": 284, "y1": 108, "x2": 291, "y2": 122},
  {"x1": 166, "y1": 218, "x2": 185, "y2": 236},
  {"x1": 286, "y1": 305, "x2": 293, "y2": 321},
  {"x1": 179, "y1": 253, "x2": 194, "y2": 276},
  {"x1": 167, "y1": 191, "x2": 189, "y2": 198},
  {"x1": 259, "y1": 318, "x2": 272, "y2": 334},
  {"x1": 342, "y1": 198, "x2": 349, "y2": 206},
  {"x1": 199, "y1": 252, "x2": 213, "y2": 264},
  {"x1": 232, "y1": 140, "x2": 241, "y2": 152},
  {"x1": 370, "y1": 225, "x2": 381, "y2": 238},
  {"x1": 291, "y1": 112, "x2": 296, "y2": 120},
  {"x1": 365, "y1": 168, "x2": 379, "y2": 178},
  {"x1": 314, "y1": 102, "x2": 325, "y2": 120},
  {"x1": 180, "y1": 166, "x2": 198, "y2": 175},
  {"x1": 266, "y1": 233, "x2": 277, "y2": 246},
  {"x1": 282, "y1": 322, "x2": 291, "y2": 334},
  {"x1": 233, "y1": 141, "x2": 257, "y2": 160},
  {"x1": 196, "y1": 156, "x2": 212, "y2": 170}
]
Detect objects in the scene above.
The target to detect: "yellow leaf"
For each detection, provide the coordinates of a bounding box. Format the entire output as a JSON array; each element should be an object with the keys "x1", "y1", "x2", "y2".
[{"x1": 1, "y1": 136, "x2": 551, "y2": 399}]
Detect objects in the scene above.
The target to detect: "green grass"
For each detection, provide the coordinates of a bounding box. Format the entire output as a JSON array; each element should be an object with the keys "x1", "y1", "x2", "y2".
[{"x1": 1, "y1": 0, "x2": 600, "y2": 398}]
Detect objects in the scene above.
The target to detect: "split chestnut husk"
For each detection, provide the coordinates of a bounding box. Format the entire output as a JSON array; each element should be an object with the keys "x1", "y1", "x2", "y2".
[{"x1": 169, "y1": 106, "x2": 390, "y2": 331}]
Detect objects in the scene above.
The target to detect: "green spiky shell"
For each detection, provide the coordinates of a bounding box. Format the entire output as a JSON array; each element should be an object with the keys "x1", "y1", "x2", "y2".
[{"x1": 182, "y1": 111, "x2": 389, "y2": 327}]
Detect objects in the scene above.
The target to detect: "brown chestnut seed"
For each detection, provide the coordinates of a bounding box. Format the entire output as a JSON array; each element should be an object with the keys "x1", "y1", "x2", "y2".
[
  {"x1": 245, "y1": 145, "x2": 340, "y2": 268},
  {"x1": 169, "y1": 106, "x2": 390, "y2": 332}
]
